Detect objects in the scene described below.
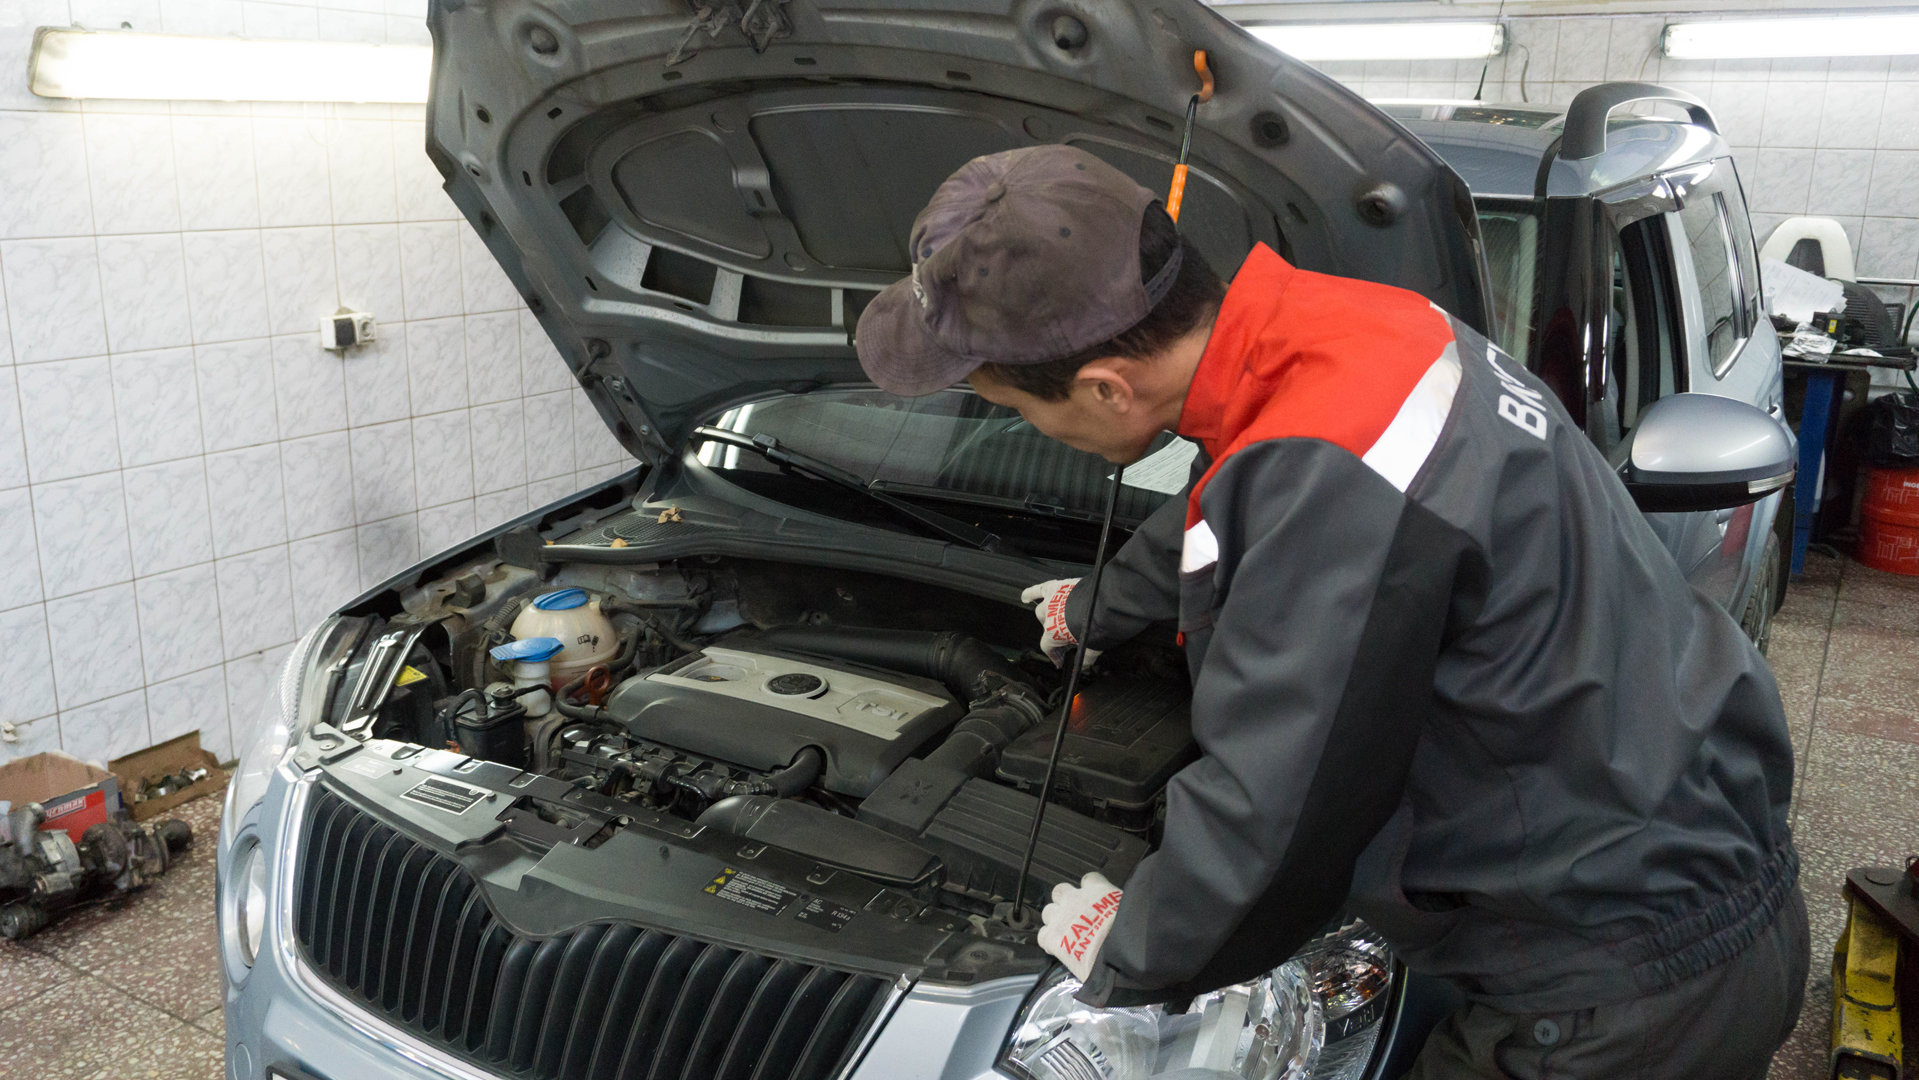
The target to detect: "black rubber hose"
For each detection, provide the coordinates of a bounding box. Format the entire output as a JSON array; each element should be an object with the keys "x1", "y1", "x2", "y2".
[
  {"x1": 922, "y1": 692, "x2": 1047, "y2": 777},
  {"x1": 601, "y1": 599, "x2": 703, "y2": 654},
  {"x1": 669, "y1": 746, "x2": 825, "y2": 801},
  {"x1": 552, "y1": 675, "x2": 606, "y2": 722},
  {"x1": 603, "y1": 621, "x2": 643, "y2": 678},
  {"x1": 753, "y1": 746, "x2": 824, "y2": 797},
  {"x1": 438, "y1": 688, "x2": 486, "y2": 746},
  {"x1": 753, "y1": 627, "x2": 1028, "y2": 700}
]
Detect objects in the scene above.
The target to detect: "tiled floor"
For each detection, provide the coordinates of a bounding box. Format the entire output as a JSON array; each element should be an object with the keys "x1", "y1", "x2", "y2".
[
  {"x1": 1763, "y1": 550, "x2": 1919, "y2": 1079},
  {"x1": 0, "y1": 552, "x2": 1913, "y2": 1077}
]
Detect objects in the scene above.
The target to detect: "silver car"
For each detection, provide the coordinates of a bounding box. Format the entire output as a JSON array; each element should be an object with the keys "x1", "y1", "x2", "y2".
[
  {"x1": 216, "y1": 9, "x2": 1792, "y2": 1080},
  {"x1": 1389, "y1": 89, "x2": 1793, "y2": 650}
]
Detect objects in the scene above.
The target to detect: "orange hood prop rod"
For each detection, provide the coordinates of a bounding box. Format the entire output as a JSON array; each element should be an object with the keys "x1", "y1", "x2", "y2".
[{"x1": 1166, "y1": 50, "x2": 1214, "y2": 223}]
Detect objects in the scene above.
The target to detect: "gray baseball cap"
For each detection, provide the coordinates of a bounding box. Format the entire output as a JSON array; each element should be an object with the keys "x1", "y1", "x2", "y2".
[{"x1": 855, "y1": 145, "x2": 1182, "y2": 397}]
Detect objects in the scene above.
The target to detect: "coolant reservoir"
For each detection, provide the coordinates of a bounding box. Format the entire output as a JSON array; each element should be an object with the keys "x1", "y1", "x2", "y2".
[{"x1": 510, "y1": 588, "x2": 619, "y2": 685}]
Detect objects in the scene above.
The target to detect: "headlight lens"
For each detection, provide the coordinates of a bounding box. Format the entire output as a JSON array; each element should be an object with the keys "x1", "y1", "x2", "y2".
[
  {"x1": 1001, "y1": 923, "x2": 1394, "y2": 1080},
  {"x1": 235, "y1": 840, "x2": 268, "y2": 965}
]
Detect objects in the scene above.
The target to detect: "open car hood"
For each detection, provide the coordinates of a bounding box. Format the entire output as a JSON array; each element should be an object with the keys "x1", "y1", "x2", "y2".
[{"x1": 426, "y1": 0, "x2": 1490, "y2": 461}]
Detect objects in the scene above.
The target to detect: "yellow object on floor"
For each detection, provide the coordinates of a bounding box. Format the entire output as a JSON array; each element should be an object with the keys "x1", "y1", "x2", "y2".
[{"x1": 1832, "y1": 900, "x2": 1903, "y2": 1080}]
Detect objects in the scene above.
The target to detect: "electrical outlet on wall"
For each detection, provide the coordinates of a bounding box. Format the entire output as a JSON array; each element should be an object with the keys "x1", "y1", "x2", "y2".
[{"x1": 320, "y1": 309, "x2": 377, "y2": 351}]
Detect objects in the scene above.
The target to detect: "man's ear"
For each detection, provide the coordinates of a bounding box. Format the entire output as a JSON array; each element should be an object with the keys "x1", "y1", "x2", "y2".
[{"x1": 1075, "y1": 360, "x2": 1135, "y2": 412}]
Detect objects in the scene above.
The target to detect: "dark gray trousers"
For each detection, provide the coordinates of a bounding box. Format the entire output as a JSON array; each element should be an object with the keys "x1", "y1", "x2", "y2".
[{"x1": 1406, "y1": 884, "x2": 1811, "y2": 1080}]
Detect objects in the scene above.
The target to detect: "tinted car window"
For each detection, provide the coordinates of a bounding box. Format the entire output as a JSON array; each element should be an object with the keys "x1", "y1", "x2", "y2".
[
  {"x1": 1599, "y1": 216, "x2": 1684, "y2": 453},
  {"x1": 1476, "y1": 204, "x2": 1539, "y2": 367},
  {"x1": 1679, "y1": 194, "x2": 1740, "y2": 370},
  {"x1": 1719, "y1": 170, "x2": 1763, "y2": 329}
]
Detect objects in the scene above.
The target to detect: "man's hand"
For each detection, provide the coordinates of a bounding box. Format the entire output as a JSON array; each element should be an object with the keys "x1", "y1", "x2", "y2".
[
  {"x1": 1039, "y1": 872, "x2": 1123, "y2": 981},
  {"x1": 1021, "y1": 579, "x2": 1101, "y2": 669}
]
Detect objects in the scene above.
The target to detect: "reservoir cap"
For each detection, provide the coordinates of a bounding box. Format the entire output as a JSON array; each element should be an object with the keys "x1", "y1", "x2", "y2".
[
  {"x1": 533, "y1": 588, "x2": 589, "y2": 611},
  {"x1": 491, "y1": 637, "x2": 564, "y2": 663}
]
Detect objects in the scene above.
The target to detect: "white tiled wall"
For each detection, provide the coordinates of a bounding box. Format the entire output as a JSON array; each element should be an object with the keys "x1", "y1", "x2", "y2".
[
  {"x1": 0, "y1": 1, "x2": 630, "y2": 765},
  {"x1": 1312, "y1": 14, "x2": 1919, "y2": 295}
]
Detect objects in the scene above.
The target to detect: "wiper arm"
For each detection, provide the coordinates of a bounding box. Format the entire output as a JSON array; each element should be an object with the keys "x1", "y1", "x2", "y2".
[{"x1": 689, "y1": 426, "x2": 1014, "y2": 554}]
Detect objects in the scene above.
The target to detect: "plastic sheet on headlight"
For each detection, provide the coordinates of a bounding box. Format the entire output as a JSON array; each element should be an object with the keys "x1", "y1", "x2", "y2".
[
  {"x1": 1002, "y1": 923, "x2": 1393, "y2": 1080},
  {"x1": 221, "y1": 620, "x2": 347, "y2": 839}
]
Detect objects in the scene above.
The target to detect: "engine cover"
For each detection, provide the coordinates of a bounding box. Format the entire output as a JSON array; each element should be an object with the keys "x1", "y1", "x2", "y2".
[{"x1": 604, "y1": 645, "x2": 962, "y2": 796}]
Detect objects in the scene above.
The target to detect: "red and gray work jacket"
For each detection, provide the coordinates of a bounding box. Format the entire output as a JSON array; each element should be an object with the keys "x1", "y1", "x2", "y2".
[{"x1": 1069, "y1": 244, "x2": 1797, "y2": 1012}]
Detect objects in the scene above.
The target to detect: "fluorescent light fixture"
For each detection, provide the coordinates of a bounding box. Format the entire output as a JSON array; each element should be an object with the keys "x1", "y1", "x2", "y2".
[
  {"x1": 29, "y1": 28, "x2": 431, "y2": 103},
  {"x1": 1247, "y1": 21, "x2": 1505, "y2": 62},
  {"x1": 1663, "y1": 14, "x2": 1919, "y2": 59}
]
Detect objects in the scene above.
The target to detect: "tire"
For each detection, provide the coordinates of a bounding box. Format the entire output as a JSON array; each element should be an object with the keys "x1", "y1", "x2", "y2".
[{"x1": 1741, "y1": 532, "x2": 1781, "y2": 655}]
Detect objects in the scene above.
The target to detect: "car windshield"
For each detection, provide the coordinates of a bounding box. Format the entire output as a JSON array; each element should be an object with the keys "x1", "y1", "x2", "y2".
[
  {"x1": 693, "y1": 388, "x2": 1183, "y2": 528},
  {"x1": 1474, "y1": 199, "x2": 1541, "y2": 367}
]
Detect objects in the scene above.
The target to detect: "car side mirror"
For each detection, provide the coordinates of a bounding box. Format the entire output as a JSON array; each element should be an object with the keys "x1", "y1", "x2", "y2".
[{"x1": 1621, "y1": 393, "x2": 1795, "y2": 513}]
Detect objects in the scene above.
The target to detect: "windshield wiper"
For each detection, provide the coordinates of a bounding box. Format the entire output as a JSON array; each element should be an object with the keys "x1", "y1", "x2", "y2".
[
  {"x1": 688, "y1": 426, "x2": 1015, "y2": 554},
  {"x1": 867, "y1": 481, "x2": 1111, "y2": 524}
]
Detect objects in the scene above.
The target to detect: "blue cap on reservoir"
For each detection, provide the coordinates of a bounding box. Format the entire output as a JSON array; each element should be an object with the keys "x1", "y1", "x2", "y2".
[
  {"x1": 532, "y1": 588, "x2": 589, "y2": 611},
  {"x1": 490, "y1": 637, "x2": 564, "y2": 663}
]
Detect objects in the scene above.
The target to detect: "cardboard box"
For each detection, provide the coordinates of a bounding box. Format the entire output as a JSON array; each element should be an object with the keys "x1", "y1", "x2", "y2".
[
  {"x1": 0, "y1": 753, "x2": 122, "y2": 842},
  {"x1": 109, "y1": 732, "x2": 228, "y2": 822}
]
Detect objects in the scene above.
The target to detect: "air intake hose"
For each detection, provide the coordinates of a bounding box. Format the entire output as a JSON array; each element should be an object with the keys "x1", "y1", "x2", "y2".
[
  {"x1": 754, "y1": 627, "x2": 1045, "y2": 776},
  {"x1": 920, "y1": 684, "x2": 1046, "y2": 777}
]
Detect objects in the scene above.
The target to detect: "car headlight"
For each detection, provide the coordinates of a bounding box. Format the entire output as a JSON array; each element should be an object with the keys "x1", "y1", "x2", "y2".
[
  {"x1": 1000, "y1": 922, "x2": 1394, "y2": 1080},
  {"x1": 221, "y1": 619, "x2": 358, "y2": 841},
  {"x1": 235, "y1": 839, "x2": 268, "y2": 964}
]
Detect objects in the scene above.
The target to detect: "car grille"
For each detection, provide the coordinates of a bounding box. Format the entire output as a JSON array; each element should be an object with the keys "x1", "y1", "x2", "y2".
[{"x1": 293, "y1": 786, "x2": 894, "y2": 1080}]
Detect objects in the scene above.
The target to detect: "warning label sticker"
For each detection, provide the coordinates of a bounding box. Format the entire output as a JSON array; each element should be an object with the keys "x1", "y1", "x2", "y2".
[
  {"x1": 401, "y1": 777, "x2": 485, "y2": 815},
  {"x1": 793, "y1": 896, "x2": 857, "y2": 933},
  {"x1": 703, "y1": 868, "x2": 798, "y2": 915}
]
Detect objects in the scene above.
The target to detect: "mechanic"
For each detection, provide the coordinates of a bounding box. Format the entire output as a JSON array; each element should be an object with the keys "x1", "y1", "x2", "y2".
[{"x1": 854, "y1": 144, "x2": 1808, "y2": 1078}]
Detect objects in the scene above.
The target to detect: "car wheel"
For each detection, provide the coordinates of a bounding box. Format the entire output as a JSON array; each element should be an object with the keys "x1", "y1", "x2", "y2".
[{"x1": 1742, "y1": 532, "x2": 1780, "y2": 655}]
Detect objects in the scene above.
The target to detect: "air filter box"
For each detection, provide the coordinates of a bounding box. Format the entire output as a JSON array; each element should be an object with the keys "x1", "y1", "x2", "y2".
[
  {"x1": 996, "y1": 677, "x2": 1196, "y2": 832},
  {"x1": 858, "y1": 759, "x2": 1146, "y2": 901}
]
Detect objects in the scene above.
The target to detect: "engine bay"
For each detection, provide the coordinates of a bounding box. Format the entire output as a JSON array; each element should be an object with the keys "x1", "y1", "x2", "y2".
[{"x1": 319, "y1": 553, "x2": 1196, "y2": 936}]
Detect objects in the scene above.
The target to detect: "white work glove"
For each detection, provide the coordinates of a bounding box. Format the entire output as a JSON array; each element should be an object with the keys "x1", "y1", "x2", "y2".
[
  {"x1": 1020, "y1": 578, "x2": 1101, "y2": 669},
  {"x1": 1039, "y1": 872, "x2": 1124, "y2": 982}
]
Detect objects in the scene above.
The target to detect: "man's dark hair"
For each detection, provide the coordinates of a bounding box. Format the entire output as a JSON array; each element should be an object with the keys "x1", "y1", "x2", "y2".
[{"x1": 977, "y1": 203, "x2": 1226, "y2": 401}]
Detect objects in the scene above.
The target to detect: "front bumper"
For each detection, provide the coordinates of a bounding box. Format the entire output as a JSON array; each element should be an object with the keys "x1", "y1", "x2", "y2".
[{"x1": 219, "y1": 769, "x2": 1037, "y2": 1080}]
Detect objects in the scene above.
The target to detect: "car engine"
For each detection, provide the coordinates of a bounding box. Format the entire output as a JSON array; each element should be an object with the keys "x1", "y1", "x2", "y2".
[{"x1": 326, "y1": 554, "x2": 1197, "y2": 927}]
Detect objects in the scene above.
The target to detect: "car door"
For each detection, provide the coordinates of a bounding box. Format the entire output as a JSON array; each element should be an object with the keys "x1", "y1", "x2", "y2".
[
  {"x1": 1665, "y1": 159, "x2": 1785, "y2": 612},
  {"x1": 1590, "y1": 190, "x2": 1730, "y2": 598}
]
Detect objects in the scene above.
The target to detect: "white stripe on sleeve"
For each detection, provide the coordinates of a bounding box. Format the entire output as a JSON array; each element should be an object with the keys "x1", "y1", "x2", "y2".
[
  {"x1": 1181, "y1": 519, "x2": 1219, "y2": 573},
  {"x1": 1360, "y1": 341, "x2": 1463, "y2": 492}
]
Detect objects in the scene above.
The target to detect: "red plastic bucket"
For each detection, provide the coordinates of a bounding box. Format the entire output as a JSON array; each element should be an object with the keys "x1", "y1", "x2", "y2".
[
  {"x1": 1860, "y1": 467, "x2": 1919, "y2": 574},
  {"x1": 1865, "y1": 467, "x2": 1919, "y2": 524}
]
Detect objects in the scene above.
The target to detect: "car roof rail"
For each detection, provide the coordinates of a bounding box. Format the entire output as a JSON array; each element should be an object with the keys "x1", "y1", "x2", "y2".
[{"x1": 1560, "y1": 82, "x2": 1718, "y2": 160}]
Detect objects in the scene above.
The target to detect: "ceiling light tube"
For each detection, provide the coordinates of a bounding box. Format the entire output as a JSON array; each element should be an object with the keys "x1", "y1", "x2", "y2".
[
  {"x1": 1662, "y1": 14, "x2": 1919, "y2": 59},
  {"x1": 1247, "y1": 21, "x2": 1505, "y2": 62},
  {"x1": 29, "y1": 28, "x2": 431, "y2": 103}
]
